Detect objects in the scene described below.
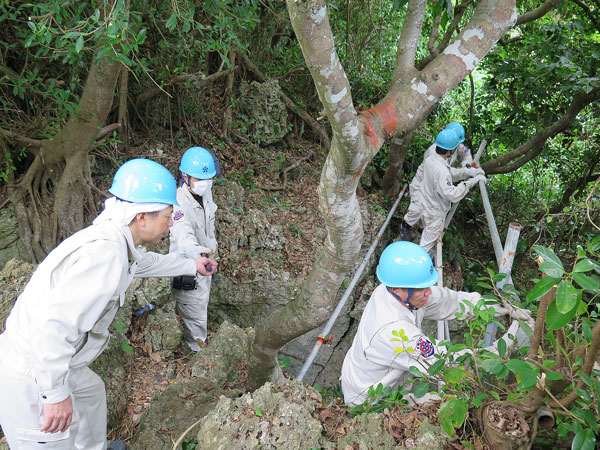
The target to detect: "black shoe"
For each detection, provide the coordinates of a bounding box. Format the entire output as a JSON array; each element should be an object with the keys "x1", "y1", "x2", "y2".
[
  {"x1": 107, "y1": 440, "x2": 127, "y2": 450},
  {"x1": 399, "y1": 221, "x2": 412, "y2": 241}
]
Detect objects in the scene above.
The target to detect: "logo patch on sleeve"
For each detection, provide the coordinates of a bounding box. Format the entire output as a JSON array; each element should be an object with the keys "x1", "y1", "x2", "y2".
[
  {"x1": 173, "y1": 210, "x2": 184, "y2": 221},
  {"x1": 416, "y1": 337, "x2": 435, "y2": 357},
  {"x1": 446, "y1": 177, "x2": 452, "y2": 186}
]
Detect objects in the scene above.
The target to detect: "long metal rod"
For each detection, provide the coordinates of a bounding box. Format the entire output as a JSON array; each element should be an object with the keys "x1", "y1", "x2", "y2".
[
  {"x1": 296, "y1": 184, "x2": 408, "y2": 382},
  {"x1": 444, "y1": 140, "x2": 487, "y2": 228},
  {"x1": 483, "y1": 222, "x2": 521, "y2": 347},
  {"x1": 480, "y1": 181, "x2": 504, "y2": 266}
]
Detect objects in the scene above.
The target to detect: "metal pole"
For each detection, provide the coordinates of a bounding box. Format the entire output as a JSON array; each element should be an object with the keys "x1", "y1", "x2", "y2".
[
  {"x1": 479, "y1": 181, "x2": 504, "y2": 266},
  {"x1": 444, "y1": 140, "x2": 487, "y2": 228},
  {"x1": 296, "y1": 184, "x2": 408, "y2": 382},
  {"x1": 483, "y1": 222, "x2": 521, "y2": 347}
]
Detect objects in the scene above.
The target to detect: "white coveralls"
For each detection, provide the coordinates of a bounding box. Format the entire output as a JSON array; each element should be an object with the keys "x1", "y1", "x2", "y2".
[
  {"x1": 169, "y1": 186, "x2": 217, "y2": 350},
  {"x1": 340, "y1": 284, "x2": 480, "y2": 406},
  {"x1": 419, "y1": 151, "x2": 474, "y2": 252},
  {"x1": 0, "y1": 219, "x2": 197, "y2": 450},
  {"x1": 404, "y1": 143, "x2": 472, "y2": 228}
]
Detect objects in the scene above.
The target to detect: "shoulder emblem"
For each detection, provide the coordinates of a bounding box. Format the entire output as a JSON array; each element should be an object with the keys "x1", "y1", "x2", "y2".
[
  {"x1": 416, "y1": 336, "x2": 435, "y2": 358},
  {"x1": 173, "y1": 210, "x2": 184, "y2": 221},
  {"x1": 446, "y1": 177, "x2": 452, "y2": 186}
]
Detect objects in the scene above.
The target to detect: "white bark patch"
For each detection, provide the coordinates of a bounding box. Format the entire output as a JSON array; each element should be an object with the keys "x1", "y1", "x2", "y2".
[
  {"x1": 408, "y1": 113, "x2": 414, "y2": 119},
  {"x1": 341, "y1": 121, "x2": 359, "y2": 139},
  {"x1": 330, "y1": 87, "x2": 347, "y2": 104},
  {"x1": 444, "y1": 40, "x2": 480, "y2": 71},
  {"x1": 463, "y1": 28, "x2": 484, "y2": 41},
  {"x1": 427, "y1": 95, "x2": 436, "y2": 102},
  {"x1": 411, "y1": 79, "x2": 428, "y2": 94},
  {"x1": 311, "y1": 4, "x2": 327, "y2": 25}
]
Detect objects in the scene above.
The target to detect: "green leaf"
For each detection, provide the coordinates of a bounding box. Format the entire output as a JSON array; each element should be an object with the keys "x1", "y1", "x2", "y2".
[
  {"x1": 539, "y1": 261, "x2": 564, "y2": 278},
  {"x1": 166, "y1": 13, "x2": 177, "y2": 31},
  {"x1": 429, "y1": 359, "x2": 445, "y2": 376},
  {"x1": 497, "y1": 337, "x2": 506, "y2": 358},
  {"x1": 572, "y1": 428, "x2": 595, "y2": 450},
  {"x1": 518, "y1": 368, "x2": 539, "y2": 390},
  {"x1": 533, "y1": 246, "x2": 564, "y2": 275},
  {"x1": 472, "y1": 393, "x2": 488, "y2": 408},
  {"x1": 409, "y1": 366, "x2": 425, "y2": 378},
  {"x1": 545, "y1": 371, "x2": 564, "y2": 381},
  {"x1": 546, "y1": 294, "x2": 579, "y2": 330},
  {"x1": 439, "y1": 398, "x2": 468, "y2": 437},
  {"x1": 412, "y1": 381, "x2": 429, "y2": 398},
  {"x1": 505, "y1": 359, "x2": 531, "y2": 374},
  {"x1": 443, "y1": 367, "x2": 471, "y2": 384},
  {"x1": 556, "y1": 280, "x2": 578, "y2": 313},
  {"x1": 594, "y1": 377, "x2": 600, "y2": 414},
  {"x1": 573, "y1": 259, "x2": 594, "y2": 273},
  {"x1": 480, "y1": 359, "x2": 503, "y2": 375},
  {"x1": 120, "y1": 340, "x2": 134, "y2": 354},
  {"x1": 572, "y1": 272, "x2": 599, "y2": 293},
  {"x1": 254, "y1": 407, "x2": 262, "y2": 416},
  {"x1": 75, "y1": 35, "x2": 84, "y2": 53},
  {"x1": 526, "y1": 276, "x2": 559, "y2": 302}
]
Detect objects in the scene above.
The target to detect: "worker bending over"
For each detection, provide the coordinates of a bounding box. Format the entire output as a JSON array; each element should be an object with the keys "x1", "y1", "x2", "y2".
[
  {"x1": 341, "y1": 241, "x2": 532, "y2": 407},
  {"x1": 0, "y1": 159, "x2": 217, "y2": 450}
]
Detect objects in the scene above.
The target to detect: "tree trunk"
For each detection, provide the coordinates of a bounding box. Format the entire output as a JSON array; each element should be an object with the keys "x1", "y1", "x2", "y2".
[
  {"x1": 382, "y1": 131, "x2": 414, "y2": 197},
  {"x1": 247, "y1": 0, "x2": 517, "y2": 387},
  {"x1": 8, "y1": 49, "x2": 121, "y2": 262}
]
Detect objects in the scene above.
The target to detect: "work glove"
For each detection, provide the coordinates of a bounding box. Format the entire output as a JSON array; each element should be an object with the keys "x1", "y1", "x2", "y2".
[
  {"x1": 185, "y1": 245, "x2": 204, "y2": 259},
  {"x1": 466, "y1": 174, "x2": 487, "y2": 188},
  {"x1": 465, "y1": 167, "x2": 485, "y2": 178}
]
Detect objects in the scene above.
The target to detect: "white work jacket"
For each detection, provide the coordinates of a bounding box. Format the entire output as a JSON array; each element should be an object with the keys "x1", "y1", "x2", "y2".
[
  {"x1": 409, "y1": 143, "x2": 473, "y2": 203},
  {"x1": 341, "y1": 284, "x2": 480, "y2": 406},
  {"x1": 0, "y1": 219, "x2": 197, "y2": 405},
  {"x1": 169, "y1": 186, "x2": 217, "y2": 257},
  {"x1": 420, "y1": 152, "x2": 472, "y2": 217}
]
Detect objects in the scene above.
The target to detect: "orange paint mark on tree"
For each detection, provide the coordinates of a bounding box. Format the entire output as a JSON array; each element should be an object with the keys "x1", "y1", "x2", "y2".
[
  {"x1": 362, "y1": 118, "x2": 379, "y2": 148},
  {"x1": 367, "y1": 100, "x2": 398, "y2": 137}
]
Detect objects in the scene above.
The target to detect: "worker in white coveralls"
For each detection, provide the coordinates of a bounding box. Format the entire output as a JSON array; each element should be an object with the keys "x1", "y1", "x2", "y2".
[
  {"x1": 418, "y1": 128, "x2": 486, "y2": 253},
  {"x1": 169, "y1": 146, "x2": 219, "y2": 351},
  {"x1": 0, "y1": 158, "x2": 217, "y2": 450},
  {"x1": 341, "y1": 241, "x2": 533, "y2": 407},
  {"x1": 399, "y1": 122, "x2": 476, "y2": 242}
]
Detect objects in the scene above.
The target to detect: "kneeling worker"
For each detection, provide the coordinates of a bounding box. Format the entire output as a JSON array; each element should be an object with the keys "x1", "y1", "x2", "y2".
[
  {"x1": 0, "y1": 159, "x2": 217, "y2": 450},
  {"x1": 341, "y1": 241, "x2": 531, "y2": 407}
]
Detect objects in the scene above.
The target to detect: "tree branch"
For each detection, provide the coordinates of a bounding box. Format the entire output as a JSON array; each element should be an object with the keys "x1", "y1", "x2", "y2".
[
  {"x1": 392, "y1": 0, "x2": 427, "y2": 83},
  {"x1": 570, "y1": 0, "x2": 600, "y2": 32},
  {"x1": 0, "y1": 127, "x2": 43, "y2": 150},
  {"x1": 516, "y1": 0, "x2": 563, "y2": 26},
  {"x1": 482, "y1": 87, "x2": 600, "y2": 173}
]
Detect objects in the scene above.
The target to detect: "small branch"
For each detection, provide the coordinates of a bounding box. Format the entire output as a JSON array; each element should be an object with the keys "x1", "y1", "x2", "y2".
[
  {"x1": 0, "y1": 127, "x2": 44, "y2": 149},
  {"x1": 96, "y1": 123, "x2": 121, "y2": 141},
  {"x1": 585, "y1": 176, "x2": 600, "y2": 231},
  {"x1": 529, "y1": 282, "x2": 556, "y2": 362},
  {"x1": 515, "y1": 0, "x2": 563, "y2": 26}
]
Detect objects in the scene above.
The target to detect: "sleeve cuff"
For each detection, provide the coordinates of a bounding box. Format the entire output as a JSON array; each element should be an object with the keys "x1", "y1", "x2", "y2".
[{"x1": 40, "y1": 385, "x2": 70, "y2": 404}]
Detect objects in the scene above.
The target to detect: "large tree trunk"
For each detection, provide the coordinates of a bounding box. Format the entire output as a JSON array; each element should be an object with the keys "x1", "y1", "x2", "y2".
[
  {"x1": 247, "y1": 0, "x2": 517, "y2": 388},
  {"x1": 8, "y1": 51, "x2": 121, "y2": 262}
]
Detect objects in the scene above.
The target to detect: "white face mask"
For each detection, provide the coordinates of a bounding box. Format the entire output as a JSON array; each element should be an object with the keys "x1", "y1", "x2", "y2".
[{"x1": 191, "y1": 179, "x2": 213, "y2": 196}]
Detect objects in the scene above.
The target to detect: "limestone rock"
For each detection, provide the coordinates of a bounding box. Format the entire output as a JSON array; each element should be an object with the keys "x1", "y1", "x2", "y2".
[
  {"x1": 0, "y1": 207, "x2": 28, "y2": 270},
  {"x1": 143, "y1": 301, "x2": 183, "y2": 358},
  {"x1": 190, "y1": 321, "x2": 254, "y2": 385},
  {"x1": 236, "y1": 79, "x2": 289, "y2": 146},
  {"x1": 196, "y1": 380, "x2": 325, "y2": 449},
  {"x1": 0, "y1": 259, "x2": 35, "y2": 331}
]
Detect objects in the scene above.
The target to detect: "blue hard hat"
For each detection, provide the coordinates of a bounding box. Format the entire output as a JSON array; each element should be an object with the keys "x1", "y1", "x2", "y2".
[
  {"x1": 109, "y1": 158, "x2": 178, "y2": 205},
  {"x1": 376, "y1": 241, "x2": 438, "y2": 288},
  {"x1": 179, "y1": 146, "x2": 217, "y2": 179},
  {"x1": 435, "y1": 128, "x2": 460, "y2": 150},
  {"x1": 445, "y1": 122, "x2": 465, "y2": 143}
]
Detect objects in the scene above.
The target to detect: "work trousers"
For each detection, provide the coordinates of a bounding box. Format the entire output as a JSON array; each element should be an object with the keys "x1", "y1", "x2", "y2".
[
  {"x1": 173, "y1": 274, "x2": 211, "y2": 351},
  {"x1": 403, "y1": 186, "x2": 422, "y2": 228},
  {"x1": 0, "y1": 361, "x2": 107, "y2": 450},
  {"x1": 419, "y1": 212, "x2": 446, "y2": 254}
]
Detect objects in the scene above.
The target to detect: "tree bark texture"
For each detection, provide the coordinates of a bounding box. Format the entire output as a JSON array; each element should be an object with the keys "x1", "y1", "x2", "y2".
[
  {"x1": 8, "y1": 49, "x2": 121, "y2": 261},
  {"x1": 247, "y1": 0, "x2": 517, "y2": 387}
]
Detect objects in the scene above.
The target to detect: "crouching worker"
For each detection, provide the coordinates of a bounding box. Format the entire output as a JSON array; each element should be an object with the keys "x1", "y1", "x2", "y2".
[
  {"x1": 170, "y1": 146, "x2": 220, "y2": 351},
  {"x1": 0, "y1": 159, "x2": 217, "y2": 450},
  {"x1": 340, "y1": 241, "x2": 532, "y2": 407}
]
